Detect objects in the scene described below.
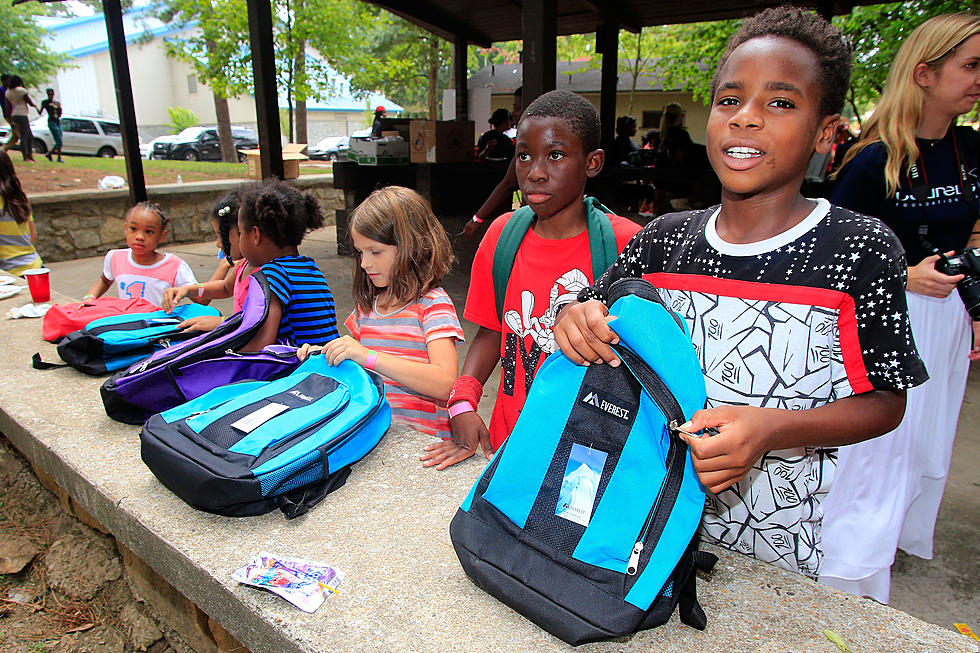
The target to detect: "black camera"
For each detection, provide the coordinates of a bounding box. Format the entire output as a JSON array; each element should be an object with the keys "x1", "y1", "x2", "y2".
[{"x1": 935, "y1": 248, "x2": 980, "y2": 320}]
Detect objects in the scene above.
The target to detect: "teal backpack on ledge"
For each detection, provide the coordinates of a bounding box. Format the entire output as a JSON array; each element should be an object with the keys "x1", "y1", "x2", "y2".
[
  {"x1": 53, "y1": 304, "x2": 220, "y2": 375},
  {"x1": 450, "y1": 277, "x2": 715, "y2": 645}
]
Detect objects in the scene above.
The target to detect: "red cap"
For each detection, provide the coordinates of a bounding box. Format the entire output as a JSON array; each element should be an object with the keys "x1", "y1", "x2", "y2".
[{"x1": 375, "y1": 105, "x2": 386, "y2": 113}]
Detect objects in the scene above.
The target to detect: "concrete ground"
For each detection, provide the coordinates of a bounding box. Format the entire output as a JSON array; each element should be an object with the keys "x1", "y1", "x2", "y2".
[{"x1": 42, "y1": 226, "x2": 980, "y2": 636}]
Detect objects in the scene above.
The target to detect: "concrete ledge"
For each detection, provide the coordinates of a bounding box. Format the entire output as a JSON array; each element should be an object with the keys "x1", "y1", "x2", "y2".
[{"x1": 2, "y1": 280, "x2": 977, "y2": 653}]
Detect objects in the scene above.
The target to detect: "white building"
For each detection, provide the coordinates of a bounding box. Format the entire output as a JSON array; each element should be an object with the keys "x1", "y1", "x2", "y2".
[{"x1": 38, "y1": 7, "x2": 401, "y2": 143}]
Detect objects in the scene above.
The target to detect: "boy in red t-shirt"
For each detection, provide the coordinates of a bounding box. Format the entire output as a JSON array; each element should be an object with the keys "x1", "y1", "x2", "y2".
[{"x1": 421, "y1": 90, "x2": 641, "y2": 470}]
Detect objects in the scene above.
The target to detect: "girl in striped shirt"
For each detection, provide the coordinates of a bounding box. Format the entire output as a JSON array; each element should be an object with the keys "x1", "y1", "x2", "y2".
[{"x1": 301, "y1": 186, "x2": 463, "y2": 440}]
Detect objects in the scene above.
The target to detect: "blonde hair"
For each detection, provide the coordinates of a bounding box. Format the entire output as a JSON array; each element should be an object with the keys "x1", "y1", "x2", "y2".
[
  {"x1": 837, "y1": 12, "x2": 980, "y2": 196},
  {"x1": 348, "y1": 186, "x2": 453, "y2": 313}
]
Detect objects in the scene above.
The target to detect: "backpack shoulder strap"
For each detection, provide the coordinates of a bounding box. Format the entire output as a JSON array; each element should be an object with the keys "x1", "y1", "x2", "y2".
[
  {"x1": 583, "y1": 196, "x2": 620, "y2": 282},
  {"x1": 491, "y1": 207, "x2": 536, "y2": 323}
]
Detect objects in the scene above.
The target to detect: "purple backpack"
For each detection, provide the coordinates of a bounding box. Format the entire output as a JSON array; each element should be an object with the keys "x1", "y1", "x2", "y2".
[{"x1": 101, "y1": 271, "x2": 302, "y2": 424}]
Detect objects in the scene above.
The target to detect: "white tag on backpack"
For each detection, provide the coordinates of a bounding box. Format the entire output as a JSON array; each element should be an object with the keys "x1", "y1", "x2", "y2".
[
  {"x1": 231, "y1": 402, "x2": 289, "y2": 433},
  {"x1": 555, "y1": 443, "x2": 607, "y2": 527}
]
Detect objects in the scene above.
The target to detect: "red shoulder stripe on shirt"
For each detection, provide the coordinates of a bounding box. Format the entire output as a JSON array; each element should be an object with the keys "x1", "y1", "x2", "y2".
[{"x1": 644, "y1": 272, "x2": 873, "y2": 395}]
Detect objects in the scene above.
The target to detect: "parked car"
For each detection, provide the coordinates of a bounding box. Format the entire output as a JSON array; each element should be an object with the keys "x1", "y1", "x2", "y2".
[
  {"x1": 141, "y1": 134, "x2": 180, "y2": 159},
  {"x1": 31, "y1": 115, "x2": 123, "y2": 157},
  {"x1": 308, "y1": 136, "x2": 350, "y2": 161},
  {"x1": 162, "y1": 127, "x2": 259, "y2": 162},
  {"x1": 150, "y1": 127, "x2": 205, "y2": 160}
]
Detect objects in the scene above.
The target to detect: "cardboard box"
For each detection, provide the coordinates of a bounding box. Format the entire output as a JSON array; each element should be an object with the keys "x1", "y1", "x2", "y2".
[
  {"x1": 409, "y1": 120, "x2": 475, "y2": 163},
  {"x1": 348, "y1": 137, "x2": 410, "y2": 166},
  {"x1": 242, "y1": 143, "x2": 308, "y2": 179}
]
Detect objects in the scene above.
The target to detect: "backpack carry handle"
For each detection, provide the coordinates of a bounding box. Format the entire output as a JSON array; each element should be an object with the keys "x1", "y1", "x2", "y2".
[{"x1": 605, "y1": 278, "x2": 684, "y2": 331}]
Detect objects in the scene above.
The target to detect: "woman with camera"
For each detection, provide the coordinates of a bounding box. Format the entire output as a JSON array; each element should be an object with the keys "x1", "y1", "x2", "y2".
[{"x1": 821, "y1": 13, "x2": 980, "y2": 603}]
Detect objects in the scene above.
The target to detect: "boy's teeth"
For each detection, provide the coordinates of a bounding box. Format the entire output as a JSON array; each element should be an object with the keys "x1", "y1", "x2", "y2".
[{"x1": 726, "y1": 146, "x2": 762, "y2": 159}]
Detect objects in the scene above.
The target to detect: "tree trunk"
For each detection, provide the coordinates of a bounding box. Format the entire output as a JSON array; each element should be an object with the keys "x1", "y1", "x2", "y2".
[
  {"x1": 427, "y1": 38, "x2": 439, "y2": 120},
  {"x1": 295, "y1": 41, "x2": 307, "y2": 145},
  {"x1": 207, "y1": 39, "x2": 237, "y2": 163},
  {"x1": 213, "y1": 93, "x2": 236, "y2": 162}
]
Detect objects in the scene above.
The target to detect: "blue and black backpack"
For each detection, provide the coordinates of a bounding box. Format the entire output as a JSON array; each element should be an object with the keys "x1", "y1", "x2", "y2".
[
  {"x1": 140, "y1": 354, "x2": 391, "y2": 518},
  {"x1": 53, "y1": 304, "x2": 221, "y2": 375},
  {"x1": 450, "y1": 278, "x2": 715, "y2": 645}
]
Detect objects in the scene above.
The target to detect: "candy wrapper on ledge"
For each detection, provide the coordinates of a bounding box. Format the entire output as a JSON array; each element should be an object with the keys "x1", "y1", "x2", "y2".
[{"x1": 231, "y1": 552, "x2": 344, "y2": 613}]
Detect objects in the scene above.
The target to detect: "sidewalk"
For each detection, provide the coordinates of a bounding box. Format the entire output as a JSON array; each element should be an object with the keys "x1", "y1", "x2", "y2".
[{"x1": 43, "y1": 229, "x2": 980, "y2": 635}]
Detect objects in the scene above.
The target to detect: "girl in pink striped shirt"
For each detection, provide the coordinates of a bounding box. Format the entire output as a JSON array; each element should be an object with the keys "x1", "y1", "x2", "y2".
[{"x1": 300, "y1": 186, "x2": 463, "y2": 440}]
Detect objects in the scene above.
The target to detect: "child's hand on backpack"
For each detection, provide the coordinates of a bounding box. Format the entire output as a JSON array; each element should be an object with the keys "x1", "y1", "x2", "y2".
[
  {"x1": 675, "y1": 405, "x2": 775, "y2": 494},
  {"x1": 553, "y1": 300, "x2": 621, "y2": 367},
  {"x1": 421, "y1": 412, "x2": 493, "y2": 470},
  {"x1": 296, "y1": 343, "x2": 324, "y2": 361},
  {"x1": 321, "y1": 335, "x2": 369, "y2": 367},
  {"x1": 179, "y1": 315, "x2": 223, "y2": 332},
  {"x1": 162, "y1": 286, "x2": 189, "y2": 313}
]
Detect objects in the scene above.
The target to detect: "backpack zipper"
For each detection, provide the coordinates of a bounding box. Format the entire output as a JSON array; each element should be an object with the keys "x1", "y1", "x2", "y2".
[{"x1": 626, "y1": 420, "x2": 684, "y2": 575}]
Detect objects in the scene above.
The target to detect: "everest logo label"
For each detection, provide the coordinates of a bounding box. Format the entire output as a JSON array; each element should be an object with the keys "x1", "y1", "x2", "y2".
[
  {"x1": 579, "y1": 386, "x2": 633, "y2": 422},
  {"x1": 289, "y1": 390, "x2": 314, "y2": 402}
]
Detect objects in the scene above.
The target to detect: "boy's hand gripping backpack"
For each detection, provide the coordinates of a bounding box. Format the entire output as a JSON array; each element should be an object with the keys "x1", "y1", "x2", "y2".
[
  {"x1": 53, "y1": 304, "x2": 221, "y2": 375},
  {"x1": 42, "y1": 296, "x2": 158, "y2": 343},
  {"x1": 140, "y1": 354, "x2": 391, "y2": 518},
  {"x1": 100, "y1": 272, "x2": 301, "y2": 425},
  {"x1": 449, "y1": 278, "x2": 716, "y2": 645}
]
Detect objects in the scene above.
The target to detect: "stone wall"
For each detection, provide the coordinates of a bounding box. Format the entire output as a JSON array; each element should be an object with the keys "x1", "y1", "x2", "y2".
[{"x1": 29, "y1": 175, "x2": 342, "y2": 263}]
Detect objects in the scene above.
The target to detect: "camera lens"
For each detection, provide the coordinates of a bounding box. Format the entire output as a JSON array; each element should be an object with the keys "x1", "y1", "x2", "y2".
[{"x1": 956, "y1": 275, "x2": 980, "y2": 321}]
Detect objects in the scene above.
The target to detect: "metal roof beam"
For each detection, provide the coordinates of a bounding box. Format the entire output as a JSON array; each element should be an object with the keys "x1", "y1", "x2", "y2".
[{"x1": 579, "y1": 0, "x2": 642, "y2": 33}]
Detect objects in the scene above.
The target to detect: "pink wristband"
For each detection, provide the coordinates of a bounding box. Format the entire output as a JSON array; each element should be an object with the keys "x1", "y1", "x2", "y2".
[
  {"x1": 448, "y1": 401, "x2": 476, "y2": 418},
  {"x1": 365, "y1": 351, "x2": 378, "y2": 370}
]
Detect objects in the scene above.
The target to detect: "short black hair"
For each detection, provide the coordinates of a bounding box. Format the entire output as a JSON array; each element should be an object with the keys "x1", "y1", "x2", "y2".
[
  {"x1": 489, "y1": 108, "x2": 510, "y2": 126},
  {"x1": 238, "y1": 179, "x2": 324, "y2": 248},
  {"x1": 8, "y1": 75, "x2": 23, "y2": 89},
  {"x1": 616, "y1": 115, "x2": 636, "y2": 136},
  {"x1": 521, "y1": 90, "x2": 600, "y2": 153},
  {"x1": 712, "y1": 6, "x2": 852, "y2": 118}
]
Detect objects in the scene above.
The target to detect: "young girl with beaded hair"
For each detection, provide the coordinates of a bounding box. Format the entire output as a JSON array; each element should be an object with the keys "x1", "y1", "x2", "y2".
[{"x1": 827, "y1": 12, "x2": 980, "y2": 603}]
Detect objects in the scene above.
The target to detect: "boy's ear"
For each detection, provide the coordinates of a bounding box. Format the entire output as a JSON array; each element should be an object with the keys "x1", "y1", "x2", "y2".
[
  {"x1": 813, "y1": 113, "x2": 840, "y2": 155},
  {"x1": 585, "y1": 149, "x2": 605, "y2": 178}
]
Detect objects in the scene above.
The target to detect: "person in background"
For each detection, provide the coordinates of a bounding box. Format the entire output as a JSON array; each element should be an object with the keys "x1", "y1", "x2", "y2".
[
  {"x1": 464, "y1": 87, "x2": 524, "y2": 240},
  {"x1": 0, "y1": 150, "x2": 41, "y2": 275},
  {"x1": 476, "y1": 108, "x2": 515, "y2": 162},
  {"x1": 39, "y1": 89, "x2": 63, "y2": 163},
  {"x1": 656, "y1": 102, "x2": 690, "y2": 157},
  {"x1": 824, "y1": 11, "x2": 980, "y2": 604},
  {"x1": 4, "y1": 76, "x2": 36, "y2": 162},
  {"x1": 611, "y1": 115, "x2": 641, "y2": 166},
  {"x1": 0, "y1": 75, "x2": 16, "y2": 155},
  {"x1": 371, "y1": 106, "x2": 386, "y2": 139}
]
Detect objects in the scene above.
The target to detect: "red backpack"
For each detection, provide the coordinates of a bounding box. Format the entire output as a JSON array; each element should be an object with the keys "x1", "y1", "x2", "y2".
[{"x1": 42, "y1": 297, "x2": 158, "y2": 342}]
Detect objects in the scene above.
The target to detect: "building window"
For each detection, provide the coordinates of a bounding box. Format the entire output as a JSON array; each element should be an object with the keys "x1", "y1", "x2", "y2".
[
  {"x1": 641, "y1": 110, "x2": 662, "y2": 129},
  {"x1": 187, "y1": 75, "x2": 198, "y2": 94}
]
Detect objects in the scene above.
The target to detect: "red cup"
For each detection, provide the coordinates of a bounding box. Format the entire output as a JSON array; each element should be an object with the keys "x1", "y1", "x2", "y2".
[{"x1": 23, "y1": 268, "x2": 51, "y2": 303}]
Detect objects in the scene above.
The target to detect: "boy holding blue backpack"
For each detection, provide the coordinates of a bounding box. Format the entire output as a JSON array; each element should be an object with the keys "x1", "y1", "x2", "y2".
[{"x1": 555, "y1": 8, "x2": 927, "y2": 582}]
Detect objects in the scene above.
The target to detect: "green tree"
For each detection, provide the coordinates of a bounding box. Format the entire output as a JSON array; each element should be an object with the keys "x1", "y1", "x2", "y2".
[
  {"x1": 0, "y1": 3, "x2": 66, "y2": 89},
  {"x1": 314, "y1": 7, "x2": 452, "y2": 118}
]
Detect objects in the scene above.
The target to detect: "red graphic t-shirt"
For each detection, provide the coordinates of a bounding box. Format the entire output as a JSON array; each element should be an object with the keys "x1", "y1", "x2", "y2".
[{"x1": 464, "y1": 211, "x2": 641, "y2": 449}]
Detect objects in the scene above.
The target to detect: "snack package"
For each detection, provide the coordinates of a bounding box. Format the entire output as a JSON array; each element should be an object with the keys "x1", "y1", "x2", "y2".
[{"x1": 231, "y1": 552, "x2": 344, "y2": 613}]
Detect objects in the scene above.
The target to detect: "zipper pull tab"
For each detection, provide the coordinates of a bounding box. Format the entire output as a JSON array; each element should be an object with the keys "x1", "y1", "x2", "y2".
[
  {"x1": 224, "y1": 349, "x2": 243, "y2": 357},
  {"x1": 158, "y1": 338, "x2": 170, "y2": 348},
  {"x1": 136, "y1": 359, "x2": 151, "y2": 372},
  {"x1": 627, "y1": 541, "x2": 644, "y2": 576}
]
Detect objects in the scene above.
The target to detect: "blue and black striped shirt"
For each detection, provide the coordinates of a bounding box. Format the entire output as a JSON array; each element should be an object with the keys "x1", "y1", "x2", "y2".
[{"x1": 261, "y1": 255, "x2": 338, "y2": 345}]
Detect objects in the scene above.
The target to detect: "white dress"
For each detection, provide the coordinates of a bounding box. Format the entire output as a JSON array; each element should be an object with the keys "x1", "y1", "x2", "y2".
[{"x1": 819, "y1": 290, "x2": 970, "y2": 603}]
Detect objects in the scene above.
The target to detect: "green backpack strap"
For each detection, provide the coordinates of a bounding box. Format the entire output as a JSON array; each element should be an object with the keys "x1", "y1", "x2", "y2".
[{"x1": 490, "y1": 197, "x2": 619, "y2": 323}]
